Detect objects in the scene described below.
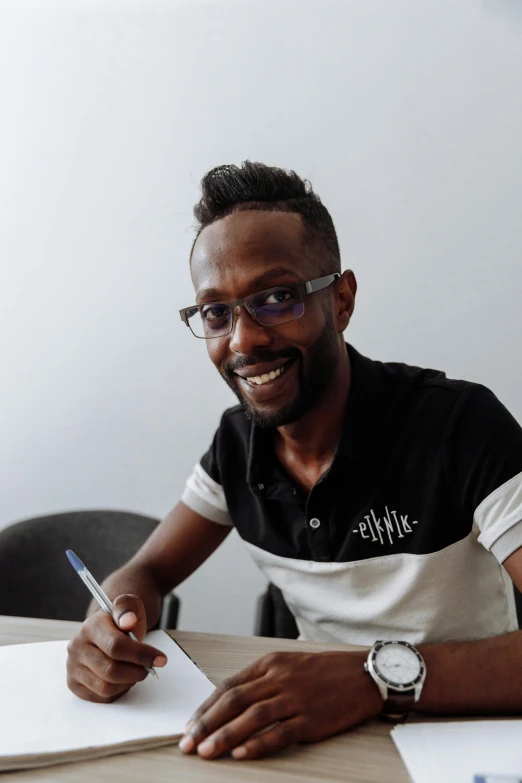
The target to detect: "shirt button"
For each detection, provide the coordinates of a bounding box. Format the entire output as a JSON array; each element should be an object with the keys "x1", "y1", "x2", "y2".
[
  {"x1": 258, "y1": 483, "x2": 264, "y2": 491},
  {"x1": 309, "y1": 517, "x2": 321, "y2": 529}
]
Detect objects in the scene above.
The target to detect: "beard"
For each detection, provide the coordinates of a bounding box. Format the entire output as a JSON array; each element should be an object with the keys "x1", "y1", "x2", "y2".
[{"x1": 221, "y1": 313, "x2": 340, "y2": 429}]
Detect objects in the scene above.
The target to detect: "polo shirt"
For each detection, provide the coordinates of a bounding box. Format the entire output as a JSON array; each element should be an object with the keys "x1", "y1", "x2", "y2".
[{"x1": 182, "y1": 343, "x2": 522, "y2": 645}]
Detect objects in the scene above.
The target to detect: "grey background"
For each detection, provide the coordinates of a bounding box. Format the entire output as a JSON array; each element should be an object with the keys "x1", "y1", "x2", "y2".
[{"x1": 1, "y1": 0, "x2": 521, "y2": 634}]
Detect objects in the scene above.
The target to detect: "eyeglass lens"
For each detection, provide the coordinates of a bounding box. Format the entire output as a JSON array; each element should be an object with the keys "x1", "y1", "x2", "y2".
[{"x1": 186, "y1": 285, "x2": 305, "y2": 338}]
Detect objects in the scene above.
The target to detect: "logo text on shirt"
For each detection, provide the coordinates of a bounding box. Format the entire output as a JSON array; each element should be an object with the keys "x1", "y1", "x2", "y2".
[{"x1": 353, "y1": 507, "x2": 418, "y2": 546}]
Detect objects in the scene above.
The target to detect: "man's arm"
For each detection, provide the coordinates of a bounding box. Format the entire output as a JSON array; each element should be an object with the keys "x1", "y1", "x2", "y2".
[
  {"x1": 415, "y1": 545, "x2": 522, "y2": 715},
  {"x1": 68, "y1": 502, "x2": 230, "y2": 702},
  {"x1": 87, "y1": 501, "x2": 230, "y2": 627},
  {"x1": 178, "y1": 546, "x2": 522, "y2": 761}
]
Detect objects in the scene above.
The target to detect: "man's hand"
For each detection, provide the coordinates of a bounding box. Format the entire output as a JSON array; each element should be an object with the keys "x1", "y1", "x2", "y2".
[
  {"x1": 179, "y1": 650, "x2": 382, "y2": 760},
  {"x1": 66, "y1": 594, "x2": 168, "y2": 703}
]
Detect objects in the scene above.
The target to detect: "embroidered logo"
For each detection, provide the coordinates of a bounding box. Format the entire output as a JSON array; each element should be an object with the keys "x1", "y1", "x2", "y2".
[{"x1": 353, "y1": 506, "x2": 418, "y2": 546}]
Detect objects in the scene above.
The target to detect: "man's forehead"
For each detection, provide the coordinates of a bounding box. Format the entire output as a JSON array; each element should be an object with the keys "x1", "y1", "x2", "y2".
[
  {"x1": 190, "y1": 210, "x2": 314, "y2": 297},
  {"x1": 192, "y1": 210, "x2": 308, "y2": 265}
]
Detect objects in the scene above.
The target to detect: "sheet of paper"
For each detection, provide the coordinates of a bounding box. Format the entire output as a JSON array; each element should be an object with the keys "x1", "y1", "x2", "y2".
[
  {"x1": 392, "y1": 721, "x2": 522, "y2": 783},
  {"x1": 0, "y1": 630, "x2": 215, "y2": 758}
]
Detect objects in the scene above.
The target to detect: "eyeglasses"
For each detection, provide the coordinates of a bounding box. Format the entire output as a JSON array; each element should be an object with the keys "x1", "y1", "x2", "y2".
[{"x1": 179, "y1": 273, "x2": 340, "y2": 339}]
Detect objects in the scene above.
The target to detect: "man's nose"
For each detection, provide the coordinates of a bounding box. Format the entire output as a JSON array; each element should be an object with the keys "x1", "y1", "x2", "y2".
[{"x1": 229, "y1": 305, "x2": 272, "y2": 354}]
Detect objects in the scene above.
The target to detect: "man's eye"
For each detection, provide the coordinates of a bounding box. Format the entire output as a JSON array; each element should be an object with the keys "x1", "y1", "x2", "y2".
[
  {"x1": 263, "y1": 289, "x2": 293, "y2": 305},
  {"x1": 202, "y1": 305, "x2": 229, "y2": 321}
]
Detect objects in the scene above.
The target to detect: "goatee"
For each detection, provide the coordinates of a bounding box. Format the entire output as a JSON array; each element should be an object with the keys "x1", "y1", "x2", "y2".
[{"x1": 222, "y1": 316, "x2": 339, "y2": 429}]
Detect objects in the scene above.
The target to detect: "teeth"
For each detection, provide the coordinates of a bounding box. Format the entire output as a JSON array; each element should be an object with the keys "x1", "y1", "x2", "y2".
[{"x1": 247, "y1": 364, "x2": 286, "y2": 386}]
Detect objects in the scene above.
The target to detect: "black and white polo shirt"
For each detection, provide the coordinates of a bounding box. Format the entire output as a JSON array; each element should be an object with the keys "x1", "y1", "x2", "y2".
[{"x1": 182, "y1": 343, "x2": 522, "y2": 645}]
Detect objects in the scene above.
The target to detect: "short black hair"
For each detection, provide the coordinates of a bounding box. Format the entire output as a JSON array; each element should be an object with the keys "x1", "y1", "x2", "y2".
[{"x1": 191, "y1": 161, "x2": 341, "y2": 274}]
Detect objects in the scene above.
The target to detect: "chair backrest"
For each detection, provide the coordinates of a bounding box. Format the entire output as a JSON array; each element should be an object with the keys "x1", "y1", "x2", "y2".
[
  {"x1": 514, "y1": 587, "x2": 522, "y2": 629},
  {"x1": 255, "y1": 584, "x2": 299, "y2": 639},
  {"x1": 0, "y1": 510, "x2": 159, "y2": 621}
]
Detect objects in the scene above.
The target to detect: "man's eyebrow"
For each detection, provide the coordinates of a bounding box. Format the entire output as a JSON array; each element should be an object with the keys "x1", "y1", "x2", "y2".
[{"x1": 196, "y1": 267, "x2": 302, "y2": 303}]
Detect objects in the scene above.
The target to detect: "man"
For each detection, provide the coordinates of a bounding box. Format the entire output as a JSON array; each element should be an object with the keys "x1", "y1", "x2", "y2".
[{"x1": 67, "y1": 161, "x2": 522, "y2": 761}]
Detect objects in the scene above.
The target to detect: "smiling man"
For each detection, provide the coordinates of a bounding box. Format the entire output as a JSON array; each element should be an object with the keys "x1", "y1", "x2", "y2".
[{"x1": 67, "y1": 162, "x2": 522, "y2": 761}]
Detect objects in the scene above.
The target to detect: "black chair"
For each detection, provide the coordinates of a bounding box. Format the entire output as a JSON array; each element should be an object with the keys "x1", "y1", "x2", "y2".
[
  {"x1": 254, "y1": 583, "x2": 299, "y2": 639},
  {"x1": 514, "y1": 588, "x2": 522, "y2": 629},
  {"x1": 0, "y1": 510, "x2": 180, "y2": 628}
]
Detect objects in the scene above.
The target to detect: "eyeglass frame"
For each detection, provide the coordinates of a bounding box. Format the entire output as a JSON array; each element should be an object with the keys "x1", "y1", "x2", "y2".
[{"x1": 179, "y1": 272, "x2": 341, "y2": 339}]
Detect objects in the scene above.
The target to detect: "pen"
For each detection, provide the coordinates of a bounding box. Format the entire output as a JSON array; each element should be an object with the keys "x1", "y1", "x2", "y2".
[
  {"x1": 474, "y1": 777, "x2": 522, "y2": 783},
  {"x1": 65, "y1": 549, "x2": 159, "y2": 680}
]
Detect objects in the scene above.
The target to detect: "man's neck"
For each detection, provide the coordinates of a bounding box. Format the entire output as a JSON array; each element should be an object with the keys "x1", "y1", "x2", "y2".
[{"x1": 273, "y1": 344, "x2": 351, "y2": 473}]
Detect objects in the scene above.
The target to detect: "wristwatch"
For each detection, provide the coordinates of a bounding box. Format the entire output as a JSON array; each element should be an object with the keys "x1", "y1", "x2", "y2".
[{"x1": 364, "y1": 640, "x2": 426, "y2": 721}]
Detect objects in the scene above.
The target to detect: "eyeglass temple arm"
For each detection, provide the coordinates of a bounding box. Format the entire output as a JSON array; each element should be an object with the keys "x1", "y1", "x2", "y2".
[
  {"x1": 304, "y1": 273, "x2": 340, "y2": 294},
  {"x1": 180, "y1": 308, "x2": 196, "y2": 326}
]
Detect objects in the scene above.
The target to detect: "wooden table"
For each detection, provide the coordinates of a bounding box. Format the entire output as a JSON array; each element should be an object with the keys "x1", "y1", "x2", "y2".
[{"x1": 0, "y1": 616, "x2": 409, "y2": 783}]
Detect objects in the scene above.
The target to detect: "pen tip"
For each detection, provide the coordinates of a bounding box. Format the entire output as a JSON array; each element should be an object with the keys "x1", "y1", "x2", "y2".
[{"x1": 66, "y1": 549, "x2": 84, "y2": 573}]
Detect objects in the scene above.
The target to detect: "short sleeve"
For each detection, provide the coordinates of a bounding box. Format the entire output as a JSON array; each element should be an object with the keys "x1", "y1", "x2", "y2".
[
  {"x1": 181, "y1": 426, "x2": 233, "y2": 527},
  {"x1": 444, "y1": 387, "x2": 522, "y2": 560}
]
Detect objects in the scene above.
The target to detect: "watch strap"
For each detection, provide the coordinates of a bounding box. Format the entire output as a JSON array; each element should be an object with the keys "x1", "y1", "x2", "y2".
[{"x1": 382, "y1": 688, "x2": 415, "y2": 722}]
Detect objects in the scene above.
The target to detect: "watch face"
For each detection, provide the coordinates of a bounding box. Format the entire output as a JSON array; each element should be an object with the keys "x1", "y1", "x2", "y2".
[{"x1": 374, "y1": 643, "x2": 422, "y2": 686}]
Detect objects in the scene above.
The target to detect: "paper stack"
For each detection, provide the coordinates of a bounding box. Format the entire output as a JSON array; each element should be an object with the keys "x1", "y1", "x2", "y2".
[
  {"x1": 392, "y1": 720, "x2": 522, "y2": 783},
  {"x1": 0, "y1": 629, "x2": 215, "y2": 771}
]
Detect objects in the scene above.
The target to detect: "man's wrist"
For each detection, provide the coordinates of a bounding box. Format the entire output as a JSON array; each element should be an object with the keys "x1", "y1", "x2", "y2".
[
  {"x1": 362, "y1": 641, "x2": 427, "y2": 720},
  {"x1": 352, "y1": 650, "x2": 384, "y2": 719},
  {"x1": 320, "y1": 650, "x2": 383, "y2": 723}
]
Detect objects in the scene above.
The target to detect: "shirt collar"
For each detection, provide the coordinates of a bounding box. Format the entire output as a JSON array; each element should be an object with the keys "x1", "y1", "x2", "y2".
[{"x1": 246, "y1": 342, "x2": 383, "y2": 486}]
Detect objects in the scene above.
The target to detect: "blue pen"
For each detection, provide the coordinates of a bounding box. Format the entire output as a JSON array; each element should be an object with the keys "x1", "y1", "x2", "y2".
[
  {"x1": 66, "y1": 549, "x2": 159, "y2": 679},
  {"x1": 474, "y1": 777, "x2": 522, "y2": 783}
]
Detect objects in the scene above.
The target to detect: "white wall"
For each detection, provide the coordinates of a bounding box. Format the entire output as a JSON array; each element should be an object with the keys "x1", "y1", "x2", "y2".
[{"x1": 1, "y1": 0, "x2": 521, "y2": 635}]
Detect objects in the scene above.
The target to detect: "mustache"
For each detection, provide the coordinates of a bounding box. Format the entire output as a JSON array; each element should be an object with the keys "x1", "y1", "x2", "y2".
[{"x1": 223, "y1": 349, "x2": 299, "y2": 378}]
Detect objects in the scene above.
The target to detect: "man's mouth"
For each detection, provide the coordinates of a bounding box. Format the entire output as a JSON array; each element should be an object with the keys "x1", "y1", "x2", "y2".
[
  {"x1": 242, "y1": 364, "x2": 287, "y2": 386},
  {"x1": 233, "y1": 358, "x2": 295, "y2": 388}
]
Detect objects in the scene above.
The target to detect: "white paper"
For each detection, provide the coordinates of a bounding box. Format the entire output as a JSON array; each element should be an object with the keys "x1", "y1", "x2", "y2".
[
  {"x1": 0, "y1": 630, "x2": 215, "y2": 759},
  {"x1": 392, "y1": 721, "x2": 522, "y2": 783}
]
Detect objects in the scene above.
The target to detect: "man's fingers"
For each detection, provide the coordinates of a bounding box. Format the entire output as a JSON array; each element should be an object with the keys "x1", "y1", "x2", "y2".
[
  {"x1": 180, "y1": 678, "x2": 277, "y2": 754},
  {"x1": 112, "y1": 594, "x2": 147, "y2": 641},
  {"x1": 67, "y1": 632, "x2": 164, "y2": 703},
  {"x1": 193, "y1": 698, "x2": 294, "y2": 760},
  {"x1": 77, "y1": 642, "x2": 151, "y2": 684},
  {"x1": 187, "y1": 657, "x2": 270, "y2": 726},
  {"x1": 230, "y1": 716, "x2": 305, "y2": 760},
  {"x1": 66, "y1": 677, "x2": 107, "y2": 703},
  {"x1": 97, "y1": 631, "x2": 167, "y2": 669},
  {"x1": 66, "y1": 593, "x2": 168, "y2": 704},
  {"x1": 87, "y1": 614, "x2": 167, "y2": 668},
  {"x1": 74, "y1": 663, "x2": 134, "y2": 702},
  {"x1": 73, "y1": 611, "x2": 167, "y2": 669},
  {"x1": 118, "y1": 612, "x2": 138, "y2": 631}
]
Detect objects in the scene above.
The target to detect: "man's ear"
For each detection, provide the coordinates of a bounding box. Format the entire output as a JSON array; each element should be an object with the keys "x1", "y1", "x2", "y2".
[{"x1": 334, "y1": 270, "x2": 357, "y2": 332}]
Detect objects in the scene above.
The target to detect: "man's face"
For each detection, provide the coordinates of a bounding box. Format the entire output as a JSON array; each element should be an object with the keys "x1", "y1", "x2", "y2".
[{"x1": 190, "y1": 210, "x2": 346, "y2": 428}]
